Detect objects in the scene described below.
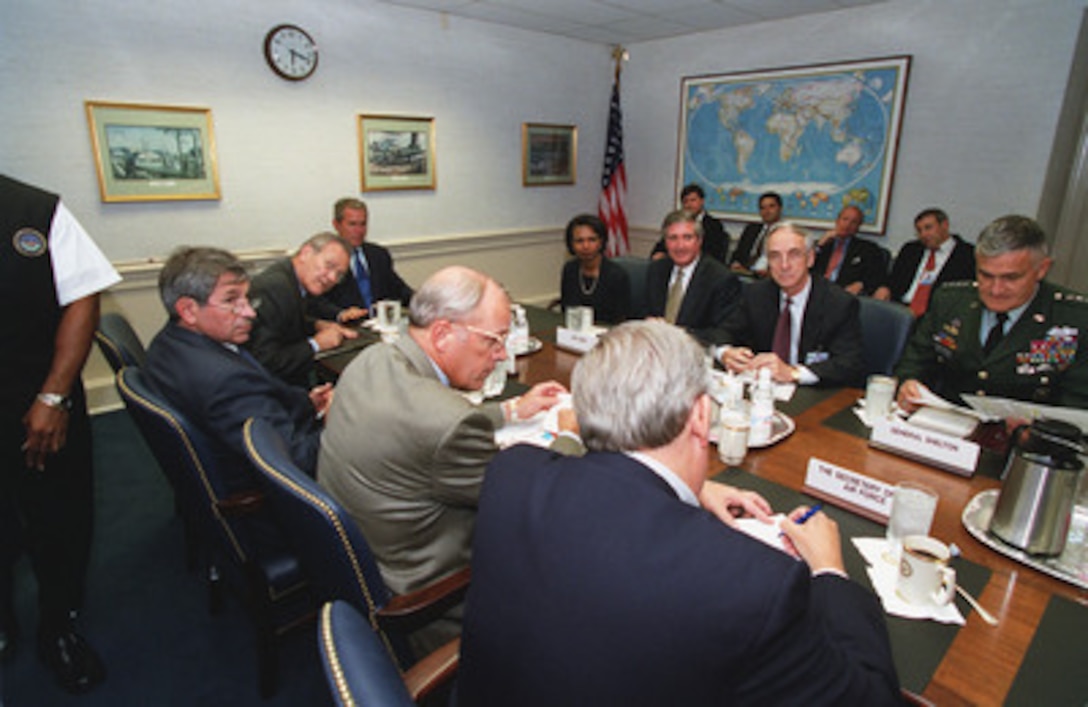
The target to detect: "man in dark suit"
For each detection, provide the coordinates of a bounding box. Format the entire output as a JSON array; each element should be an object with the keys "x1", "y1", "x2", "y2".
[
  {"x1": 146, "y1": 247, "x2": 331, "y2": 485},
  {"x1": 317, "y1": 198, "x2": 414, "y2": 318},
  {"x1": 812, "y1": 205, "x2": 888, "y2": 295},
  {"x1": 458, "y1": 320, "x2": 900, "y2": 706},
  {"x1": 873, "y1": 208, "x2": 975, "y2": 317},
  {"x1": 646, "y1": 209, "x2": 740, "y2": 345},
  {"x1": 728, "y1": 190, "x2": 783, "y2": 276},
  {"x1": 718, "y1": 222, "x2": 864, "y2": 387},
  {"x1": 649, "y1": 184, "x2": 730, "y2": 263},
  {"x1": 246, "y1": 232, "x2": 358, "y2": 388}
]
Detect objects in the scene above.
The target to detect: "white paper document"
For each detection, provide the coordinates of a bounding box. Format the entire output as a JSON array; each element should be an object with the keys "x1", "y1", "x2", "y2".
[
  {"x1": 735, "y1": 514, "x2": 790, "y2": 553},
  {"x1": 962, "y1": 395, "x2": 1088, "y2": 431}
]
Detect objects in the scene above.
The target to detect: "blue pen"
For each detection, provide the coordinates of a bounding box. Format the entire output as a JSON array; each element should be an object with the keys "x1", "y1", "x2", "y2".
[
  {"x1": 778, "y1": 503, "x2": 823, "y2": 538},
  {"x1": 795, "y1": 503, "x2": 823, "y2": 525}
]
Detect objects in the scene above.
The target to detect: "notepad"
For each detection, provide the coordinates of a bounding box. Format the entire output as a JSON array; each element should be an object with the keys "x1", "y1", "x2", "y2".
[{"x1": 734, "y1": 514, "x2": 789, "y2": 553}]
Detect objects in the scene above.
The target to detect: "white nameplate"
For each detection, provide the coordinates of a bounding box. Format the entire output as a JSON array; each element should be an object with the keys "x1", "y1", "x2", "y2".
[
  {"x1": 556, "y1": 326, "x2": 600, "y2": 353},
  {"x1": 869, "y1": 417, "x2": 980, "y2": 477},
  {"x1": 804, "y1": 457, "x2": 894, "y2": 521}
]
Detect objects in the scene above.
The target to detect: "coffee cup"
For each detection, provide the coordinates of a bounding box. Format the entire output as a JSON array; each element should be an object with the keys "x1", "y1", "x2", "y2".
[{"x1": 896, "y1": 535, "x2": 956, "y2": 607}]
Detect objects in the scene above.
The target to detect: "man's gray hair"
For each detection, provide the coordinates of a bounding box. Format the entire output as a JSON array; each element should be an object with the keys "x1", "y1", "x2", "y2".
[
  {"x1": 660, "y1": 209, "x2": 704, "y2": 240},
  {"x1": 159, "y1": 246, "x2": 247, "y2": 320},
  {"x1": 298, "y1": 231, "x2": 351, "y2": 257},
  {"x1": 409, "y1": 266, "x2": 502, "y2": 326},
  {"x1": 573, "y1": 320, "x2": 709, "y2": 452},
  {"x1": 976, "y1": 215, "x2": 1049, "y2": 259},
  {"x1": 766, "y1": 221, "x2": 813, "y2": 252}
]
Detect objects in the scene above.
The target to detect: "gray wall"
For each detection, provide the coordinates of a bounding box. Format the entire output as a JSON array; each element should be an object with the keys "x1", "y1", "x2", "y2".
[{"x1": 1, "y1": 0, "x2": 1084, "y2": 260}]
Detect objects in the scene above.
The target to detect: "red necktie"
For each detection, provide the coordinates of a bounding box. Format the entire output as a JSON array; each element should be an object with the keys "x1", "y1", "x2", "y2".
[
  {"x1": 772, "y1": 297, "x2": 792, "y2": 363},
  {"x1": 909, "y1": 249, "x2": 937, "y2": 317},
  {"x1": 824, "y1": 238, "x2": 846, "y2": 280}
]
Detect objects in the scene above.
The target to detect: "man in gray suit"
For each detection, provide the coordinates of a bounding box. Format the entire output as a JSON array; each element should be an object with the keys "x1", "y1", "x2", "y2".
[{"x1": 317, "y1": 265, "x2": 576, "y2": 654}]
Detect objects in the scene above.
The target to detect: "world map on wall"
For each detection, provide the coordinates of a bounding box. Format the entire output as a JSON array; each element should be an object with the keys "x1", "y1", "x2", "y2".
[{"x1": 679, "y1": 57, "x2": 910, "y2": 232}]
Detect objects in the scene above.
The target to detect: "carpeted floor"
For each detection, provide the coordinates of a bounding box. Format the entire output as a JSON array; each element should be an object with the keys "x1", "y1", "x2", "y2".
[{"x1": 0, "y1": 410, "x2": 331, "y2": 707}]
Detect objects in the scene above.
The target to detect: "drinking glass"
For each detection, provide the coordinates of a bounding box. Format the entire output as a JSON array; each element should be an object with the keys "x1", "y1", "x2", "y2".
[
  {"x1": 865, "y1": 374, "x2": 897, "y2": 424},
  {"x1": 883, "y1": 481, "x2": 939, "y2": 563}
]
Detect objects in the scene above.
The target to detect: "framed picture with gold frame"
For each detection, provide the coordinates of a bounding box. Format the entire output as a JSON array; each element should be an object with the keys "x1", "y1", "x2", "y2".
[
  {"x1": 522, "y1": 123, "x2": 576, "y2": 186},
  {"x1": 84, "y1": 100, "x2": 221, "y2": 202},
  {"x1": 358, "y1": 114, "x2": 436, "y2": 191}
]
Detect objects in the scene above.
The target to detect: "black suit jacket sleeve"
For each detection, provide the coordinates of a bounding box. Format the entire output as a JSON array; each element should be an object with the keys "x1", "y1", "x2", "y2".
[
  {"x1": 813, "y1": 237, "x2": 888, "y2": 295},
  {"x1": 647, "y1": 257, "x2": 740, "y2": 346},
  {"x1": 721, "y1": 278, "x2": 864, "y2": 386},
  {"x1": 318, "y1": 241, "x2": 414, "y2": 313},
  {"x1": 146, "y1": 323, "x2": 323, "y2": 484},
  {"x1": 729, "y1": 222, "x2": 762, "y2": 268},
  {"x1": 888, "y1": 236, "x2": 976, "y2": 303},
  {"x1": 801, "y1": 280, "x2": 865, "y2": 387},
  {"x1": 245, "y1": 259, "x2": 315, "y2": 387},
  {"x1": 701, "y1": 214, "x2": 729, "y2": 263}
]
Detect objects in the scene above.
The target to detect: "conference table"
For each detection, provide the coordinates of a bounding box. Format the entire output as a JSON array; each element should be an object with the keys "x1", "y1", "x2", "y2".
[{"x1": 319, "y1": 308, "x2": 1088, "y2": 707}]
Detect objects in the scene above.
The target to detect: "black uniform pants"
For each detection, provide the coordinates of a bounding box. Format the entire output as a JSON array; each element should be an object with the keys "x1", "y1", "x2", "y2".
[{"x1": 0, "y1": 399, "x2": 94, "y2": 633}]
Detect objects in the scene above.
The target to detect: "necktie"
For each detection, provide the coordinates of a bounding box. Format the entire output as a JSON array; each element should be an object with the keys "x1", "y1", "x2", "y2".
[
  {"x1": 772, "y1": 297, "x2": 792, "y2": 363},
  {"x1": 983, "y1": 312, "x2": 1009, "y2": 356},
  {"x1": 824, "y1": 238, "x2": 847, "y2": 280},
  {"x1": 909, "y1": 249, "x2": 938, "y2": 317},
  {"x1": 353, "y1": 248, "x2": 373, "y2": 310},
  {"x1": 664, "y1": 269, "x2": 684, "y2": 324},
  {"x1": 751, "y1": 225, "x2": 768, "y2": 265}
]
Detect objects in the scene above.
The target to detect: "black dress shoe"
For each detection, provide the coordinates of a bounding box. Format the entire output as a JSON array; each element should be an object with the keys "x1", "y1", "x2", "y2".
[{"x1": 38, "y1": 629, "x2": 106, "y2": 694}]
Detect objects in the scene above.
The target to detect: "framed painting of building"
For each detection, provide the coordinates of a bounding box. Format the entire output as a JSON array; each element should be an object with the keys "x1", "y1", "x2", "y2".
[
  {"x1": 85, "y1": 100, "x2": 221, "y2": 202},
  {"x1": 522, "y1": 123, "x2": 577, "y2": 186},
  {"x1": 358, "y1": 114, "x2": 436, "y2": 191}
]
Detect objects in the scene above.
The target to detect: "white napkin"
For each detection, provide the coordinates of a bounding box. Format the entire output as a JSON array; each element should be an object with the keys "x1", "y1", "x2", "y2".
[
  {"x1": 493, "y1": 393, "x2": 572, "y2": 449},
  {"x1": 852, "y1": 537, "x2": 965, "y2": 625}
]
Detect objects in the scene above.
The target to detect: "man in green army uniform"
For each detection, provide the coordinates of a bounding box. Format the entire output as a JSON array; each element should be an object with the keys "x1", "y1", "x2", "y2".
[{"x1": 896, "y1": 214, "x2": 1088, "y2": 411}]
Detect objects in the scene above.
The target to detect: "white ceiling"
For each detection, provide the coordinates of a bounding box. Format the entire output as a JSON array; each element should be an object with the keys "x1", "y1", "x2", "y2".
[{"x1": 375, "y1": 0, "x2": 886, "y2": 45}]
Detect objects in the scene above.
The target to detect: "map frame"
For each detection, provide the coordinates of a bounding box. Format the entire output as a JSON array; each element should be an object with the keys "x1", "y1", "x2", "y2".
[{"x1": 676, "y1": 55, "x2": 911, "y2": 235}]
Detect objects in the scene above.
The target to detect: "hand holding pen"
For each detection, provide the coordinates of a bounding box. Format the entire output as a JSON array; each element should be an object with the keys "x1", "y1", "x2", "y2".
[{"x1": 778, "y1": 503, "x2": 847, "y2": 575}]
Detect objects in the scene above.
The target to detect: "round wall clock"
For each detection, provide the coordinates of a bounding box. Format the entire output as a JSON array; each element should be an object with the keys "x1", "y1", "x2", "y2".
[{"x1": 263, "y1": 24, "x2": 318, "y2": 81}]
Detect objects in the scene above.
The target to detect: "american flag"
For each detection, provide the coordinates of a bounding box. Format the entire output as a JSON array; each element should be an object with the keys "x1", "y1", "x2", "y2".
[{"x1": 598, "y1": 78, "x2": 629, "y2": 257}]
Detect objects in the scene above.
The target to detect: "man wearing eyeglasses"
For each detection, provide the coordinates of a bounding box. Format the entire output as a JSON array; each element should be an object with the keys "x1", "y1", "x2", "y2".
[
  {"x1": 318, "y1": 265, "x2": 577, "y2": 655},
  {"x1": 145, "y1": 247, "x2": 330, "y2": 488},
  {"x1": 245, "y1": 232, "x2": 359, "y2": 388},
  {"x1": 717, "y1": 223, "x2": 864, "y2": 387}
]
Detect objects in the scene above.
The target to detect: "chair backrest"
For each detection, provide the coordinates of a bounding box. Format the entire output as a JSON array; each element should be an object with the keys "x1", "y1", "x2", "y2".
[
  {"x1": 116, "y1": 367, "x2": 250, "y2": 563},
  {"x1": 318, "y1": 601, "x2": 416, "y2": 707},
  {"x1": 610, "y1": 255, "x2": 650, "y2": 319},
  {"x1": 858, "y1": 297, "x2": 914, "y2": 376},
  {"x1": 95, "y1": 312, "x2": 147, "y2": 372},
  {"x1": 242, "y1": 418, "x2": 407, "y2": 663}
]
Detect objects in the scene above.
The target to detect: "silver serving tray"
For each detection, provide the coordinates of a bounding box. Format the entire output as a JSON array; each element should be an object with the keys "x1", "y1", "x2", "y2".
[{"x1": 961, "y1": 489, "x2": 1088, "y2": 590}]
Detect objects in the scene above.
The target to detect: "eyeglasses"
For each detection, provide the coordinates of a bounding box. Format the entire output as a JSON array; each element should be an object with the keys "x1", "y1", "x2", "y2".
[
  {"x1": 206, "y1": 296, "x2": 260, "y2": 314},
  {"x1": 456, "y1": 323, "x2": 508, "y2": 352}
]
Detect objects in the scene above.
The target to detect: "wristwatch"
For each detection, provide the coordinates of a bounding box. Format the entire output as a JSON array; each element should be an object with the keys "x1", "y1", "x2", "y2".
[{"x1": 37, "y1": 392, "x2": 72, "y2": 411}]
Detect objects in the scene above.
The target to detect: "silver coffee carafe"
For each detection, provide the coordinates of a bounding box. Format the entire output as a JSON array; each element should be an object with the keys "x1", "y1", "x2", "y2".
[{"x1": 989, "y1": 419, "x2": 1084, "y2": 556}]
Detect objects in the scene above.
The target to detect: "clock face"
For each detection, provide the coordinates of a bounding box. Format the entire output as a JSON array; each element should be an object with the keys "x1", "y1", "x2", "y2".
[{"x1": 264, "y1": 24, "x2": 318, "y2": 81}]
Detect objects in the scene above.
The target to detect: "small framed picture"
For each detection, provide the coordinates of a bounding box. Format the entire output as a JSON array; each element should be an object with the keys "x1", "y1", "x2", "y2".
[
  {"x1": 84, "y1": 100, "x2": 221, "y2": 202},
  {"x1": 358, "y1": 114, "x2": 436, "y2": 191},
  {"x1": 522, "y1": 123, "x2": 576, "y2": 186}
]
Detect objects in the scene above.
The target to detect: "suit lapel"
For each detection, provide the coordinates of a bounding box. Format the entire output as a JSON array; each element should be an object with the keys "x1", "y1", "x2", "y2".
[{"x1": 798, "y1": 279, "x2": 824, "y2": 355}]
